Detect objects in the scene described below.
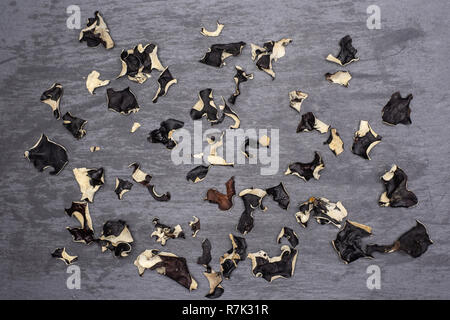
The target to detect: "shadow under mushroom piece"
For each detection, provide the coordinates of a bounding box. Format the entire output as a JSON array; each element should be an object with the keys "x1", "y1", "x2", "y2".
[
  {"x1": 324, "y1": 128, "x2": 344, "y2": 156},
  {"x1": 129, "y1": 162, "x2": 170, "y2": 201},
  {"x1": 51, "y1": 248, "x2": 78, "y2": 265},
  {"x1": 62, "y1": 112, "x2": 87, "y2": 139},
  {"x1": 151, "y1": 217, "x2": 185, "y2": 246},
  {"x1": 220, "y1": 234, "x2": 247, "y2": 279},
  {"x1": 205, "y1": 176, "x2": 236, "y2": 211},
  {"x1": 114, "y1": 178, "x2": 133, "y2": 200},
  {"x1": 24, "y1": 134, "x2": 68, "y2": 175},
  {"x1": 379, "y1": 165, "x2": 418, "y2": 208},
  {"x1": 73, "y1": 167, "x2": 104, "y2": 202},
  {"x1": 326, "y1": 35, "x2": 359, "y2": 66},
  {"x1": 199, "y1": 42, "x2": 246, "y2": 67},
  {"x1": 351, "y1": 120, "x2": 382, "y2": 160},
  {"x1": 251, "y1": 38, "x2": 292, "y2": 79},
  {"x1": 228, "y1": 65, "x2": 253, "y2": 104},
  {"x1": 118, "y1": 43, "x2": 164, "y2": 83},
  {"x1": 382, "y1": 92, "x2": 413, "y2": 125},
  {"x1": 65, "y1": 201, "x2": 95, "y2": 244},
  {"x1": 98, "y1": 220, "x2": 134, "y2": 257},
  {"x1": 285, "y1": 152, "x2": 324, "y2": 181},
  {"x1": 295, "y1": 197, "x2": 347, "y2": 228},
  {"x1": 148, "y1": 118, "x2": 184, "y2": 150},
  {"x1": 266, "y1": 182, "x2": 290, "y2": 210},
  {"x1": 237, "y1": 188, "x2": 267, "y2": 235},
  {"x1": 106, "y1": 87, "x2": 139, "y2": 115},
  {"x1": 277, "y1": 227, "x2": 299, "y2": 247},
  {"x1": 40, "y1": 83, "x2": 63, "y2": 119},
  {"x1": 332, "y1": 220, "x2": 372, "y2": 264},
  {"x1": 79, "y1": 11, "x2": 114, "y2": 49}
]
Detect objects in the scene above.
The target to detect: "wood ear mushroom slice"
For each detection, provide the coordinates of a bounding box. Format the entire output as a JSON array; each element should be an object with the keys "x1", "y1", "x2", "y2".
[
  {"x1": 188, "y1": 216, "x2": 200, "y2": 237},
  {"x1": 129, "y1": 162, "x2": 170, "y2": 201},
  {"x1": 326, "y1": 35, "x2": 359, "y2": 66},
  {"x1": 106, "y1": 87, "x2": 139, "y2": 115},
  {"x1": 366, "y1": 220, "x2": 432, "y2": 258},
  {"x1": 73, "y1": 167, "x2": 104, "y2": 202},
  {"x1": 251, "y1": 38, "x2": 292, "y2": 79},
  {"x1": 134, "y1": 249, "x2": 198, "y2": 291},
  {"x1": 237, "y1": 188, "x2": 267, "y2": 235},
  {"x1": 114, "y1": 178, "x2": 133, "y2": 200},
  {"x1": 379, "y1": 165, "x2": 418, "y2": 208},
  {"x1": 186, "y1": 165, "x2": 210, "y2": 183},
  {"x1": 266, "y1": 182, "x2": 290, "y2": 210},
  {"x1": 152, "y1": 67, "x2": 177, "y2": 103},
  {"x1": 24, "y1": 134, "x2": 68, "y2": 175},
  {"x1": 289, "y1": 90, "x2": 308, "y2": 113},
  {"x1": 151, "y1": 217, "x2": 185, "y2": 246},
  {"x1": 332, "y1": 220, "x2": 372, "y2": 264},
  {"x1": 51, "y1": 248, "x2": 78, "y2": 265},
  {"x1": 79, "y1": 11, "x2": 114, "y2": 49},
  {"x1": 228, "y1": 66, "x2": 253, "y2": 104},
  {"x1": 248, "y1": 245, "x2": 298, "y2": 282},
  {"x1": 241, "y1": 135, "x2": 270, "y2": 158},
  {"x1": 40, "y1": 83, "x2": 63, "y2": 119},
  {"x1": 325, "y1": 71, "x2": 352, "y2": 87},
  {"x1": 382, "y1": 92, "x2": 413, "y2": 125},
  {"x1": 351, "y1": 120, "x2": 382, "y2": 160},
  {"x1": 200, "y1": 21, "x2": 224, "y2": 37},
  {"x1": 90, "y1": 146, "x2": 100, "y2": 152},
  {"x1": 62, "y1": 112, "x2": 87, "y2": 139},
  {"x1": 98, "y1": 220, "x2": 134, "y2": 257},
  {"x1": 220, "y1": 234, "x2": 247, "y2": 279},
  {"x1": 131, "y1": 122, "x2": 141, "y2": 133},
  {"x1": 199, "y1": 42, "x2": 246, "y2": 67},
  {"x1": 207, "y1": 132, "x2": 234, "y2": 166},
  {"x1": 296, "y1": 112, "x2": 330, "y2": 134},
  {"x1": 285, "y1": 152, "x2": 324, "y2": 181},
  {"x1": 118, "y1": 43, "x2": 164, "y2": 83},
  {"x1": 214, "y1": 97, "x2": 240, "y2": 129},
  {"x1": 197, "y1": 238, "x2": 212, "y2": 268},
  {"x1": 203, "y1": 269, "x2": 224, "y2": 299},
  {"x1": 65, "y1": 201, "x2": 95, "y2": 244},
  {"x1": 148, "y1": 118, "x2": 184, "y2": 149},
  {"x1": 205, "y1": 176, "x2": 236, "y2": 211},
  {"x1": 295, "y1": 197, "x2": 347, "y2": 228},
  {"x1": 324, "y1": 128, "x2": 344, "y2": 156},
  {"x1": 277, "y1": 227, "x2": 299, "y2": 247},
  {"x1": 190, "y1": 89, "x2": 221, "y2": 123},
  {"x1": 86, "y1": 70, "x2": 110, "y2": 94}
]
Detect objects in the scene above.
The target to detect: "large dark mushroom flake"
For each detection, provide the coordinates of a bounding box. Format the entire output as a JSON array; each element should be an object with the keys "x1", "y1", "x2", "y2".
[
  {"x1": 379, "y1": 165, "x2": 418, "y2": 208},
  {"x1": 65, "y1": 201, "x2": 95, "y2": 244},
  {"x1": 237, "y1": 188, "x2": 267, "y2": 235},
  {"x1": 152, "y1": 67, "x2": 177, "y2": 103},
  {"x1": 351, "y1": 120, "x2": 382, "y2": 160},
  {"x1": 266, "y1": 182, "x2": 290, "y2": 210},
  {"x1": 220, "y1": 234, "x2": 247, "y2": 279},
  {"x1": 24, "y1": 134, "x2": 68, "y2": 175},
  {"x1": 190, "y1": 89, "x2": 220, "y2": 123},
  {"x1": 366, "y1": 220, "x2": 432, "y2": 258},
  {"x1": 296, "y1": 112, "x2": 330, "y2": 134},
  {"x1": 62, "y1": 112, "x2": 87, "y2": 139},
  {"x1": 277, "y1": 227, "x2": 299, "y2": 247},
  {"x1": 197, "y1": 238, "x2": 212, "y2": 267},
  {"x1": 205, "y1": 176, "x2": 236, "y2": 211},
  {"x1": 186, "y1": 165, "x2": 211, "y2": 183},
  {"x1": 148, "y1": 118, "x2": 184, "y2": 149},
  {"x1": 285, "y1": 152, "x2": 325, "y2": 181},
  {"x1": 382, "y1": 92, "x2": 413, "y2": 125},
  {"x1": 203, "y1": 269, "x2": 224, "y2": 299},
  {"x1": 199, "y1": 42, "x2": 246, "y2": 67},
  {"x1": 251, "y1": 38, "x2": 292, "y2": 79},
  {"x1": 79, "y1": 11, "x2": 114, "y2": 49},
  {"x1": 118, "y1": 43, "x2": 164, "y2": 83},
  {"x1": 248, "y1": 246, "x2": 298, "y2": 282},
  {"x1": 151, "y1": 218, "x2": 185, "y2": 246},
  {"x1": 228, "y1": 65, "x2": 253, "y2": 104},
  {"x1": 332, "y1": 220, "x2": 372, "y2": 264},
  {"x1": 295, "y1": 197, "x2": 347, "y2": 228},
  {"x1": 129, "y1": 162, "x2": 171, "y2": 201},
  {"x1": 324, "y1": 128, "x2": 344, "y2": 156},
  {"x1": 73, "y1": 167, "x2": 105, "y2": 202},
  {"x1": 114, "y1": 178, "x2": 133, "y2": 200},
  {"x1": 326, "y1": 35, "x2": 359, "y2": 66},
  {"x1": 98, "y1": 220, "x2": 134, "y2": 257},
  {"x1": 134, "y1": 249, "x2": 198, "y2": 291},
  {"x1": 51, "y1": 248, "x2": 78, "y2": 265},
  {"x1": 40, "y1": 83, "x2": 63, "y2": 119},
  {"x1": 107, "y1": 87, "x2": 139, "y2": 115}
]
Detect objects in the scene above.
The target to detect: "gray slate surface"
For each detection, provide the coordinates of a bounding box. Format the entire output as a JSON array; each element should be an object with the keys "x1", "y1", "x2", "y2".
[{"x1": 0, "y1": 0, "x2": 449, "y2": 300}]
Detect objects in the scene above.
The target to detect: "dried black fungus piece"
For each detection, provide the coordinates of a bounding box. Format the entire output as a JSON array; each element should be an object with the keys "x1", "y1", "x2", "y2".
[
  {"x1": 205, "y1": 176, "x2": 236, "y2": 211},
  {"x1": 251, "y1": 38, "x2": 292, "y2": 79},
  {"x1": 199, "y1": 42, "x2": 246, "y2": 67},
  {"x1": 73, "y1": 167, "x2": 104, "y2": 202},
  {"x1": 90, "y1": 146, "x2": 100, "y2": 152},
  {"x1": 325, "y1": 71, "x2": 352, "y2": 87},
  {"x1": 118, "y1": 43, "x2": 164, "y2": 83},
  {"x1": 148, "y1": 185, "x2": 171, "y2": 201},
  {"x1": 220, "y1": 234, "x2": 247, "y2": 279},
  {"x1": 203, "y1": 269, "x2": 224, "y2": 299},
  {"x1": 324, "y1": 128, "x2": 344, "y2": 156},
  {"x1": 51, "y1": 248, "x2": 78, "y2": 265},
  {"x1": 106, "y1": 87, "x2": 139, "y2": 115},
  {"x1": 40, "y1": 83, "x2": 63, "y2": 119},
  {"x1": 190, "y1": 89, "x2": 220, "y2": 123},
  {"x1": 289, "y1": 90, "x2": 308, "y2": 113},
  {"x1": 248, "y1": 246, "x2": 298, "y2": 282},
  {"x1": 206, "y1": 132, "x2": 234, "y2": 166},
  {"x1": 379, "y1": 165, "x2": 418, "y2": 208},
  {"x1": 129, "y1": 162, "x2": 171, "y2": 201},
  {"x1": 241, "y1": 135, "x2": 270, "y2": 158},
  {"x1": 99, "y1": 220, "x2": 134, "y2": 257},
  {"x1": 326, "y1": 35, "x2": 359, "y2": 66},
  {"x1": 332, "y1": 220, "x2": 372, "y2": 264},
  {"x1": 277, "y1": 227, "x2": 299, "y2": 247},
  {"x1": 79, "y1": 11, "x2": 114, "y2": 49},
  {"x1": 114, "y1": 178, "x2": 133, "y2": 200},
  {"x1": 382, "y1": 92, "x2": 413, "y2": 125},
  {"x1": 228, "y1": 66, "x2": 253, "y2": 104},
  {"x1": 266, "y1": 182, "x2": 290, "y2": 210},
  {"x1": 285, "y1": 152, "x2": 325, "y2": 181},
  {"x1": 189, "y1": 216, "x2": 200, "y2": 237},
  {"x1": 366, "y1": 220, "x2": 432, "y2": 258},
  {"x1": 151, "y1": 218, "x2": 185, "y2": 246},
  {"x1": 186, "y1": 165, "x2": 210, "y2": 183},
  {"x1": 214, "y1": 97, "x2": 240, "y2": 129},
  {"x1": 65, "y1": 201, "x2": 96, "y2": 244},
  {"x1": 296, "y1": 112, "x2": 330, "y2": 134},
  {"x1": 200, "y1": 21, "x2": 224, "y2": 37},
  {"x1": 24, "y1": 134, "x2": 68, "y2": 175},
  {"x1": 237, "y1": 188, "x2": 267, "y2": 235},
  {"x1": 62, "y1": 112, "x2": 87, "y2": 139},
  {"x1": 86, "y1": 70, "x2": 109, "y2": 94},
  {"x1": 148, "y1": 118, "x2": 184, "y2": 149},
  {"x1": 152, "y1": 67, "x2": 177, "y2": 103},
  {"x1": 351, "y1": 120, "x2": 382, "y2": 160},
  {"x1": 295, "y1": 197, "x2": 347, "y2": 228},
  {"x1": 134, "y1": 249, "x2": 198, "y2": 291},
  {"x1": 197, "y1": 238, "x2": 212, "y2": 267}
]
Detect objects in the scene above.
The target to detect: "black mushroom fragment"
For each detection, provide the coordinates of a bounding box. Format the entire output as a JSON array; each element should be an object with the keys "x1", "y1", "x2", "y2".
[
  {"x1": 351, "y1": 120, "x2": 382, "y2": 160},
  {"x1": 199, "y1": 42, "x2": 246, "y2": 67},
  {"x1": 62, "y1": 112, "x2": 87, "y2": 139},
  {"x1": 188, "y1": 216, "x2": 201, "y2": 237},
  {"x1": 197, "y1": 238, "x2": 212, "y2": 267},
  {"x1": 106, "y1": 87, "x2": 139, "y2": 115},
  {"x1": 228, "y1": 65, "x2": 253, "y2": 104},
  {"x1": 134, "y1": 249, "x2": 198, "y2": 291},
  {"x1": 332, "y1": 220, "x2": 372, "y2": 264},
  {"x1": 326, "y1": 35, "x2": 359, "y2": 66},
  {"x1": 213, "y1": 97, "x2": 241, "y2": 129},
  {"x1": 295, "y1": 197, "x2": 347, "y2": 228},
  {"x1": 382, "y1": 92, "x2": 413, "y2": 125},
  {"x1": 277, "y1": 227, "x2": 299, "y2": 247},
  {"x1": 79, "y1": 11, "x2": 114, "y2": 49},
  {"x1": 114, "y1": 178, "x2": 133, "y2": 200},
  {"x1": 248, "y1": 246, "x2": 298, "y2": 282},
  {"x1": 186, "y1": 165, "x2": 211, "y2": 183},
  {"x1": 129, "y1": 162, "x2": 171, "y2": 201},
  {"x1": 285, "y1": 152, "x2": 325, "y2": 181},
  {"x1": 205, "y1": 176, "x2": 236, "y2": 211},
  {"x1": 151, "y1": 218, "x2": 185, "y2": 246},
  {"x1": 241, "y1": 135, "x2": 270, "y2": 158},
  {"x1": 289, "y1": 90, "x2": 308, "y2": 113},
  {"x1": 220, "y1": 234, "x2": 247, "y2": 279},
  {"x1": 190, "y1": 89, "x2": 221, "y2": 123},
  {"x1": 237, "y1": 188, "x2": 267, "y2": 235},
  {"x1": 296, "y1": 112, "x2": 330, "y2": 134},
  {"x1": 152, "y1": 67, "x2": 177, "y2": 103},
  {"x1": 203, "y1": 269, "x2": 224, "y2": 299},
  {"x1": 266, "y1": 182, "x2": 290, "y2": 210},
  {"x1": 98, "y1": 220, "x2": 134, "y2": 257},
  {"x1": 73, "y1": 167, "x2": 104, "y2": 202},
  {"x1": 366, "y1": 220, "x2": 432, "y2": 258},
  {"x1": 200, "y1": 21, "x2": 224, "y2": 37},
  {"x1": 379, "y1": 165, "x2": 418, "y2": 208},
  {"x1": 324, "y1": 128, "x2": 344, "y2": 156},
  {"x1": 148, "y1": 118, "x2": 184, "y2": 149},
  {"x1": 86, "y1": 70, "x2": 109, "y2": 94},
  {"x1": 40, "y1": 83, "x2": 63, "y2": 119},
  {"x1": 251, "y1": 38, "x2": 292, "y2": 79},
  {"x1": 51, "y1": 248, "x2": 78, "y2": 265},
  {"x1": 24, "y1": 134, "x2": 68, "y2": 175},
  {"x1": 118, "y1": 43, "x2": 164, "y2": 83},
  {"x1": 65, "y1": 201, "x2": 96, "y2": 244}
]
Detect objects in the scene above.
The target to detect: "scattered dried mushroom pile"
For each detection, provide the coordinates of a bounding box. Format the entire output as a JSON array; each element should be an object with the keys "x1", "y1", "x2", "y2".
[{"x1": 24, "y1": 12, "x2": 432, "y2": 299}]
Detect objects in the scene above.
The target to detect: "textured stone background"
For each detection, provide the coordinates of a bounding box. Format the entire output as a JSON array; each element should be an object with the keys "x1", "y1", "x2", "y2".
[{"x1": 1, "y1": 0, "x2": 449, "y2": 299}]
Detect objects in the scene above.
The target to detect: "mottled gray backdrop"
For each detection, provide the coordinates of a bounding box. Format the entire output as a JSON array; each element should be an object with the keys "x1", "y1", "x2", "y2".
[{"x1": 1, "y1": 0, "x2": 449, "y2": 300}]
